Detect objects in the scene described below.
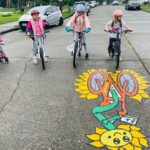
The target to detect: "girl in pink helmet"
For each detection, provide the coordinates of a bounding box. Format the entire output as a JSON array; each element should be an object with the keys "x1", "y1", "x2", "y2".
[
  {"x1": 66, "y1": 4, "x2": 91, "y2": 59},
  {"x1": 26, "y1": 9, "x2": 48, "y2": 64},
  {"x1": 104, "y1": 9, "x2": 133, "y2": 60}
]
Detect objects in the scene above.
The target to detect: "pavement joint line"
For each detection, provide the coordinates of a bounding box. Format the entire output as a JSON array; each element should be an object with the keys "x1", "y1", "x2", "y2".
[
  {"x1": 0, "y1": 58, "x2": 31, "y2": 113},
  {"x1": 7, "y1": 57, "x2": 150, "y2": 61},
  {"x1": 124, "y1": 35, "x2": 150, "y2": 75}
]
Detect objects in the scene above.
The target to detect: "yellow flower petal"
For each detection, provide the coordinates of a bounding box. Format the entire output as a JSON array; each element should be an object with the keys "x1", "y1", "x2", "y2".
[
  {"x1": 131, "y1": 137, "x2": 142, "y2": 147},
  {"x1": 75, "y1": 79, "x2": 83, "y2": 82},
  {"x1": 87, "y1": 93, "x2": 98, "y2": 100},
  {"x1": 133, "y1": 146, "x2": 142, "y2": 150},
  {"x1": 95, "y1": 127, "x2": 107, "y2": 135},
  {"x1": 139, "y1": 137, "x2": 149, "y2": 148},
  {"x1": 122, "y1": 143, "x2": 134, "y2": 150},
  {"x1": 131, "y1": 94, "x2": 142, "y2": 102},
  {"x1": 81, "y1": 91, "x2": 90, "y2": 95},
  {"x1": 83, "y1": 72, "x2": 89, "y2": 77},
  {"x1": 86, "y1": 134, "x2": 100, "y2": 141},
  {"x1": 75, "y1": 88, "x2": 82, "y2": 92},
  {"x1": 118, "y1": 125, "x2": 130, "y2": 131},
  {"x1": 107, "y1": 146, "x2": 118, "y2": 150},
  {"x1": 140, "y1": 93, "x2": 150, "y2": 98},
  {"x1": 90, "y1": 141, "x2": 104, "y2": 148},
  {"x1": 80, "y1": 95, "x2": 86, "y2": 98},
  {"x1": 130, "y1": 125, "x2": 141, "y2": 131},
  {"x1": 131, "y1": 131, "x2": 146, "y2": 138},
  {"x1": 78, "y1": 86, "x2": 88, "y2": 90}
]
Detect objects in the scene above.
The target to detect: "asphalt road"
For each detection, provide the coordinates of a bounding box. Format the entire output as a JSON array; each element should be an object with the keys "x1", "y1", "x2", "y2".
[{"x1": 0, "y1": 6, "x2": 150, "y2": 150}]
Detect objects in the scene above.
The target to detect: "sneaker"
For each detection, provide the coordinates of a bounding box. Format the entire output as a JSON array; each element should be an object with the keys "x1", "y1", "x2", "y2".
[
  {"x1": 119, "y1": 56, "x2": 123, "y2": 61},
  {"x1": 85, "y1": 53, "x2": 89, "y2": 59},
  {"x1": 44, "y1": 57, "x2": 48, "y2": 62},
  {"x1": 33, "y1": 56, "x2": 38, "y2": 64},
  {"x1": 105, "y1": 54, "x2": 112, "y2": 60}
]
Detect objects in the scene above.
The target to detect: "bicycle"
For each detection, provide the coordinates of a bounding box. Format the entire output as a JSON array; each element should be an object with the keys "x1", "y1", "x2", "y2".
[
  {"x1": 70, "y1": 30, "x2": 85, "y2": 68},
  {"x1": 30, "y1": 34, "x2": 46, "y2": 70},
  {"x1": 107, "y1": 30, "x2": 130, "y2": 69}
]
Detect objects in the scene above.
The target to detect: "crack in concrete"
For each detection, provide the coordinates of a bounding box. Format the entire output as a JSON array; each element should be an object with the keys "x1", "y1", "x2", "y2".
[
  {"x1": 125, "y1": 35, "x2": 150, "y2": 75},
  {"x1": 0, "y1": 59, "x2": 31, "y2": 113}
]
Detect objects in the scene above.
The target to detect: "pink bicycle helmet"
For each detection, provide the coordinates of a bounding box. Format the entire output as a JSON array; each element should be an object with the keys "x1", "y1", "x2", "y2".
[
  {"x1": 113, "y1": 9, "x2": 123, "y2": 17},
  {"x1": 31, "y1": 10, "x2": 40, "y2": 16}
]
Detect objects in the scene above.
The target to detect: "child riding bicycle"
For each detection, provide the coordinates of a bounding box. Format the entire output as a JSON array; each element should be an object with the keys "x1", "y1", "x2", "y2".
[
  {"x1": 104, "y1": 9, "x2": 133, "y2": 60},
  {"x1": 66, "y1": 4, "x2": 91, "y2": 59},
  {"x1": 0, "y1": 34, "x2": 9, "y2": 63},
  {"x1": 26, "y1": 9, "x2": 47, "y2": 64}
]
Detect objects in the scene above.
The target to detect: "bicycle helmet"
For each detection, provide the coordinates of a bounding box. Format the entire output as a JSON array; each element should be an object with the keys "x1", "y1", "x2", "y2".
[
  {"x1": 113, "y1": 9, "x2": 123, "y2": 17},
  {"x1": 31, "y1": 10, "x2": 40, "y2": 16},
  {"x1": 75, "y1": 4, "x2": 86, "y2": 12}
]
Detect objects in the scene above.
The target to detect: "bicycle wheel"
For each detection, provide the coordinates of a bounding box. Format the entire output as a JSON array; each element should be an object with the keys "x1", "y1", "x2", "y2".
[
  {"x1": 78, "y1": 41, "x2": 82, "y2": 57},
  {"x1": 117, "y1": 71, "x2": 138, "y2": 97},
  {"x1": 40, "y1": 48, "x2": 45, "y2": 70},
  {"x1": 88, "y1": 71, "x2": 108, "y2": 94},
  {"x1": 73, "y1": 42, "x2": 78, "y2": 68},
  {"x1": 114, "y1": 41, "x2": 121, "y2": 69}
]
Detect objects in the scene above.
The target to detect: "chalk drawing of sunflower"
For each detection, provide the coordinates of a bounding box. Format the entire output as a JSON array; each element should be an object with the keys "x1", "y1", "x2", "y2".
[{"x1": 87, "y1": 124, "x2": 148, "y2": 150}]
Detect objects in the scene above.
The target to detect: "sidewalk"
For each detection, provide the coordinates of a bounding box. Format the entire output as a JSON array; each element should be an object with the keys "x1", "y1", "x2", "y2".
[{"x1": 0, "y1": 21, "x2": 19, "y2": 34}]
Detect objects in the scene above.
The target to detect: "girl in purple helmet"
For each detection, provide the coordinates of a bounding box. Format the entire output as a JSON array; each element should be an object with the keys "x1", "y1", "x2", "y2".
[{"x1": 66, "y1": 4, "x2": 91, "y2": 59}]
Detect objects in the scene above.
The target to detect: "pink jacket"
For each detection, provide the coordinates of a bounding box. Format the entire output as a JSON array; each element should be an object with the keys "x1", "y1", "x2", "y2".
[
  {"x1": 26, "y1": 19, "x2": 47, "y2": 36},
  {"x1": 66, "y1": 13, "x2": 91, "y2": 32}
]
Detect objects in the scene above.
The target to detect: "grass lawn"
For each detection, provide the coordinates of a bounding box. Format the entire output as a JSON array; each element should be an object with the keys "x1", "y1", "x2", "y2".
[
  {"x1": 0, "y1": 13, "x2": 23, "y2": 25},
  {"x1": 140, "y1": 4, "x2": 150, "y2": 12},
  {"x1": 62, "y1": 5, "x2": 73, "y2": 18}
]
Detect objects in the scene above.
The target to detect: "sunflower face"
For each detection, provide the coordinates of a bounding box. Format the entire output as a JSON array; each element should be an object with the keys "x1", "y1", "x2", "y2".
[{"x1": 100, "y1": 129, "x2": 132, "y2": 147}]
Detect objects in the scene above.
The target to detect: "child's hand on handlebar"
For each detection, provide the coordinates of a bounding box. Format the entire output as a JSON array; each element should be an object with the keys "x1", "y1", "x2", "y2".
[
  {"x1": 26, "y1": 32, "x2": 30, "y2": 36},
  {"x1": 85, "y1": 28, "x2": 90, "y2": 33},
  {"x1": 66, "y1": 27, "x2": 71, "y2": 32}
]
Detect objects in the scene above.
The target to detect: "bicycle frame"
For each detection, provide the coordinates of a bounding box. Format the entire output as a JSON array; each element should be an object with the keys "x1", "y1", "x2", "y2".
[{"x1": 74, "y1": 32, "x2": 83, "y2": 55}]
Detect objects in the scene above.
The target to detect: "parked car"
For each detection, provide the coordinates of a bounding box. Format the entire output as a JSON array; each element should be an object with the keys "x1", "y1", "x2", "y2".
[
  {"x1": 89, "y1": 2, "x2": 95, "y2": 8},
  {"x1": 18, "y1": 5, "x2": 63, "y2": 31},
  {"x1": 125, "y1": 0, "x2": 140, "y2": 10},
  {"x1": 73, "y1": 1, "x2": 90, "y2": 15},
  {"x1": 89, "y1": 1, "x2": 97, "y2": 7},
  {"x1": 112, "y1": 0, "x2": 119, "y2": 5}
]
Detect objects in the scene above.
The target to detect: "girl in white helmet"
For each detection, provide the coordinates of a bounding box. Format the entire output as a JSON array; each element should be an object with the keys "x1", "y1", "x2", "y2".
[
  {"x1": 66, "y1": 4, "x2": 91, "y2": 59},
  {"x1": 105, "y1": 9, "x2": 133, "y2": 60}
]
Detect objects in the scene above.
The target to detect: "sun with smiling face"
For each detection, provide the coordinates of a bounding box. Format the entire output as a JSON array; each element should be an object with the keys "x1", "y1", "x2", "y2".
[{"x1": 87, "y1": 125, "x2": 148, "y2": 150}]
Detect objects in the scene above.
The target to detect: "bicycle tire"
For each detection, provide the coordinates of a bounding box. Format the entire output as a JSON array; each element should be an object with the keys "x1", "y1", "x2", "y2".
[
  {"x1": 40, "y1": 48, "x2": 45, "y2": 70},
  {"x1": 88, "y1": 71, "x2": 108, "y2": 94},
  {"x1": 117, "y1": 71, "x2": 138, "y2": 96},
  {"x1": 78, "y1": 42, "x2": 82, "y2": 57},
  {"x1": 73, "y1": 42, "x2": 78, "y2": 68},
  {"x1": 114, "y1": 41, "x2": 121, "y2": 69}
]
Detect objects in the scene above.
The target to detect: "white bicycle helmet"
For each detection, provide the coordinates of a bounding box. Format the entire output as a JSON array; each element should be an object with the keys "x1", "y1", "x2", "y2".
[{"x1": 75, "y1": 4, "x2": 86, "y2": 12}]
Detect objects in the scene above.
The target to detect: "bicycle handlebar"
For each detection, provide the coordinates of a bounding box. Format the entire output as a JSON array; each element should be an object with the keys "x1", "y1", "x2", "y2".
[{"x1": 105, "y1": 29, "x2": 132, "y2": 34}]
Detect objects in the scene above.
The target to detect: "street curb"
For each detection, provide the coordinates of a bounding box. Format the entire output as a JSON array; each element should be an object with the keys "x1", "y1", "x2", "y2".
[
  {"x1": 141, "y1": 9, "x2": 150, "y2": 13},
  {"x1": 1, "y1": 13, "x2": 73, "y2": 35},
  {"x1": 0, "y1": 27, "x2": 19, "y2": 34}
]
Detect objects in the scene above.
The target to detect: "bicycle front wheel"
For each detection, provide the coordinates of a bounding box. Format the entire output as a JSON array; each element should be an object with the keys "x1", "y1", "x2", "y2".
[
  {"x1": 115, "y1": 41, "x2": 121, "y2": 69},
  {"x1": 40, "y1": 48, "x2": 45, "y2": 70},
  {"x1": 73, "y1": 42, "x2": 78, "y2": 68}
]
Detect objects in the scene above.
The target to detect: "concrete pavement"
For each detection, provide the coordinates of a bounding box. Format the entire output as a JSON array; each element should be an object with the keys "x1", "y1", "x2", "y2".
[{"x1": 0, "y1": 6, "x2": 149, "y2": 150}]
